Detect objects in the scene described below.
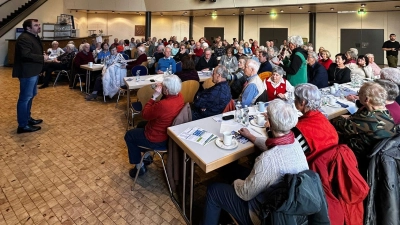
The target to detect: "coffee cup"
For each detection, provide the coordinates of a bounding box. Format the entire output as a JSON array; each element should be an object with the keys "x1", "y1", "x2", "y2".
[
  {"x1": 223, "y1": 132, "x2": 233, "y2": 146},
  {"x1": 256, "y1": 115, "x2": 265, "y2": 126},
  {"x1": 88, "y1": 62, "x2": 93, "y2": 68},
  {"x1": 330, "y1": 86, "x2": 336, "y2": 94},
  {"x1": 256, "y1": 102, "x2": 266, "y2": 112}
]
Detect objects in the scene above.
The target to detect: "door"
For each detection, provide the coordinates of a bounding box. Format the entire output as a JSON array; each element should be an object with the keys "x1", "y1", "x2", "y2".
[
  {"x1": 204, "y1": 27, "x2": 224, "y2": 43},
  {"x1": 340, "y1": 29, "x2": 384, "y2": 65},
  {"x1": 259, "y1": 28, "x2": 288, "y2": 48}
]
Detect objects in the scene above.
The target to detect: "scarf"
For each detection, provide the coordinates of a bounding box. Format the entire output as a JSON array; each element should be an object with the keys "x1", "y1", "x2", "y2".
[{"x1": 265, "y1": 131, "x2": 295, "y2": 149}]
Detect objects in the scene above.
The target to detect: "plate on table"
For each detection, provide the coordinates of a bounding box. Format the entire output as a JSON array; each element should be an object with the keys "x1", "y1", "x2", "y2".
[
  {"x1": 326, "y1": 103, "x2": 341, "y2": 108},
  {"x1": 215, "y1": 138, "x2": 238, "y2": 150},
  {"x1": 250, "y1": 119, "x2": 265, "y2": 128}
]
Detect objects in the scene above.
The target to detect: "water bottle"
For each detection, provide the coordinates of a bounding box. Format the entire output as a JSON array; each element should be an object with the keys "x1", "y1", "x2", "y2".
[
  {"x1": 136, "y1": 70, "x2": 140, "y2": 82},
  {"x1": 235, "y1": 101, "x2": 242, "y2": 123},
  {"x1": 242, "y1": 105, "x2": 249, "y2": 126},
  {"x1": 169, "y1": 64, "x2": 173, "y2": 75}
]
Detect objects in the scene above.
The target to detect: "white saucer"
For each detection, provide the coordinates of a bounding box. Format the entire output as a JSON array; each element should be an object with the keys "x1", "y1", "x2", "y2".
[
  {"x1": 215, "y1": 138, "x2": 238, "y2": 150},
  {"x1": 250, "y1": 119, "x2": 265, "y2": 128},
  {"x1": 326, "y1": 103, "x2": 341, "y2": 108}
]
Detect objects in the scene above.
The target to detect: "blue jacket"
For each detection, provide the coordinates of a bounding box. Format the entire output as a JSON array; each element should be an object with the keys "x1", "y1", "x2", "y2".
[
  {"x1": 307, "y1": 62, "x2": 328, "y2": 89},
  {"x1": 157, "y1": 57, "x2": 176, "y2": 73},
  {"x1": 192, "y1": 81, "x2": 231, "y2": 120}
]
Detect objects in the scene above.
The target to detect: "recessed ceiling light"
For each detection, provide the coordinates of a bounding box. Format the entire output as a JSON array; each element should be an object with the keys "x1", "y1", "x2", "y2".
[
  {"x1": 330, "y1": 8, "x2": 334, "y2": 11},
  {"x1": 280, "y1": 9, "x2": 284, "y2": 12},
  {"x1": 299, "y1": 6, "x2": 303, "y2": 9},
  {"x1": 251, "y1": 9, "x2": 255, "y2": 11},
  {"x1": 361, "y1": 4, "x2": 366, "y2": 7}
]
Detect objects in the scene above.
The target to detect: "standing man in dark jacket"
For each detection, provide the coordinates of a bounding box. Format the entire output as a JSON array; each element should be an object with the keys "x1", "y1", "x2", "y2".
[
  {"x1": 12, "y1": 19, "x2": 48, "y2": 133},
  {"x1": 307, "y1": 51, "x2": 328, "y2": 88}
]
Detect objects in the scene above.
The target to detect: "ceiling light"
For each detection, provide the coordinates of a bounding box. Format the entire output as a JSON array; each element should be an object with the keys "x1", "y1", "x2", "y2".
[
  {"x1": 251, "y1": 9, "x2": 255, "y2": 11},
  {"x1": 330, "y1": 8, "x2": 334, "y2": 11},
  {"x1": 361, "y1": 4, "x2": 366, "y2": 7},
  {"x1": 299, "y1": 6, "x2": 303, "y2": 9},
  {"x1": 280, "y1": 10, "x2": 284, "y2": 12}
]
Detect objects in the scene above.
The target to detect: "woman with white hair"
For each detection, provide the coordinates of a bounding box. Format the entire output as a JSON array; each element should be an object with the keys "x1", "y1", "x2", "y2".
[
  {"x1": 274, "y1": 35, "x2": 308, "y2": 86},
  {"x1": 202, "y1": 99, "x2": 310, "y2": 225},
  {"x1": 332, "y1": 82, "x2": 397, "y2": 175},
  {"x1": 380, "y1": 67, "x2": 400, "y2": 104},
  {"x1": 46, "y1": 41, "x2": 65, "y2": 60},
  {"x1": 366, "y1": 53, "x2": 381, "y2": 77},
  {"x1": 124, "y1": 75, "x2": 184, "y2": 177}
]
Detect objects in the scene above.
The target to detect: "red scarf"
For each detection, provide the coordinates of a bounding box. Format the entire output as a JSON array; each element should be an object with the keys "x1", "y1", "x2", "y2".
[{"x1": 265, "y1": 131, "x2": 295, "y2": 149}]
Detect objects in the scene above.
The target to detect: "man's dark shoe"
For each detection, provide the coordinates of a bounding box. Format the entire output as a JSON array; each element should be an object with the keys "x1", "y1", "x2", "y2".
[
  {"x1": 143, "y1": 155, "x2": 153, "y2": 166},
  {"x1": 38, "y1": 84, "x2": 49, "y2": 89},
  {"x1": 28, "y1": 117, "x2": 43, "y2": 125},
  {"x1": 17, "y1": 125, "x2": 41, "y2": 134},
  {"x1": 129, "y1": 165, "x2": 147, "y2": 178}
]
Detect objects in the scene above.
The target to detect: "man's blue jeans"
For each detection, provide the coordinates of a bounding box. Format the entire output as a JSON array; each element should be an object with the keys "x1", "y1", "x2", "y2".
[
  {"x1": 17, "y1": 75, "x2": 38, "y2": 127},
  {"x1": 202, "y1": 183, "x2": 253, "y2": 225}
]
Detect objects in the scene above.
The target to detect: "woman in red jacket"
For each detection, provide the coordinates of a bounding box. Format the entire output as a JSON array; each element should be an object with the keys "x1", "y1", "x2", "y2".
[{"x1": 124, "y1": 75, "x2": 184, "y2": 177}]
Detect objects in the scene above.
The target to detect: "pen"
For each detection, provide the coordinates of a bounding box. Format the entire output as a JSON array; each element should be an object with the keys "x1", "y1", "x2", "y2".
[{"x1": 251, "y1": 128, "x2": 263, "y2": 135}]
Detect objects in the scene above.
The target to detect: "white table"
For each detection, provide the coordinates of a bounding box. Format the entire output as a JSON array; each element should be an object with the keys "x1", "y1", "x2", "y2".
[
  {"x1": 124, "y1": 73, "x2": 212, "y2": 130},
  {"x1": 167, "y1": 110, "x2": 266, "y2": 224},
  {"x1": 80, "y1": 64, "x2": 104, "y2": 94}
]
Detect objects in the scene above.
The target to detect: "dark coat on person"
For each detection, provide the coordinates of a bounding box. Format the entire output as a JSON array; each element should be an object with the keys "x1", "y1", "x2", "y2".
[
  {"x1": 307, "y1": 62, "x2": 329, "y2": 89},
  {"x1": 12, "y1": 31, "x2": 44, "y2": 78},
  {"x1": 365, "y1": 135, "x2": 400, "y2": 225}
]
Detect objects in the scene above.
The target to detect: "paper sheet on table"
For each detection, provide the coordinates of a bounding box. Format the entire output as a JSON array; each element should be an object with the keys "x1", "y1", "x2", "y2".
[{"x1": 145, "y1": 75, "x2": 164, "y2": 82}]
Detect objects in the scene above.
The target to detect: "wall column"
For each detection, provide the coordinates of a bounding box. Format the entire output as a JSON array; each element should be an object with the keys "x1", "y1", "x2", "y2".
[
  {"x1": 238, "y1": 15, "x2": 244, "y2": 41},
  {"x1": 189, "y1": 16, "x2": 194, "y2": 39},
  {"x1": 309, "y1": 13, "x2": 316, "y2": 45},
  {"x1": 145, "y1": 12, "x2": 151, "y2": 40}
]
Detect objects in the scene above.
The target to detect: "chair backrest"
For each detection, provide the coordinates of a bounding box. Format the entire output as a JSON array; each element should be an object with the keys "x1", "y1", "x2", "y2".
[
  {"x1": 202, "y1": 77, "x2": 215, "y2": 89},
  {"x1": 176, "y1": 61, "x2": 182, "y2": 73},
  {"x1": 131, "y1": 48, "x2": 137, "y2": 59},
  {"x1": 121, "y1": 53, "x2": 129, "y2": 60},
  {"x1": 259, "y1": 71, "x2": 272, "y2": 82},
  {"x1": 131, "y1": 65, "x2": 148, "y2": 76},
  {"x1": 141, "y1": 61, "x2": 148, "y2": 68},
  {"x1": 137, "y1": 84, "x2": 162, "y2": 109},
  {"x1": 181, "y1": 80, "x2": 200, "y2": 103}
]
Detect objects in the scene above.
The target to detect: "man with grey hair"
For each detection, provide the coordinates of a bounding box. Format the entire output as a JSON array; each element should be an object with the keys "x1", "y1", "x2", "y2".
[
  {"x1": 307, "y1": 51, "x2": 328, "y2": 88},
  {"x1": 192, "y1": 65, "x2": 232, "y2": 120},
  {"x1": 124, "y1": 75, "x2": 184, "y2": 177},
  {"x1": 239, "y1": 59, "x2": 266, "y2": 107},
  {"x1": 127, "y1": 45, "x2": 148, "y2": 70},
  {"x1": 196, "y1": 48, "x2": 218, "y2": 71},
  {"x1": 274, "y1": 35, "x2": 308, "y2": 86}
]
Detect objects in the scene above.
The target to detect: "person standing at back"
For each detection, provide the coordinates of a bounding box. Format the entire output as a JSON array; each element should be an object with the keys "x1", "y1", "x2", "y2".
[
  {"x1": 382, "y1": 34, "x2": 400, "y2": 68},
  {"x1": 12, "y1": 19, "x2": 48, "y2": 133}
]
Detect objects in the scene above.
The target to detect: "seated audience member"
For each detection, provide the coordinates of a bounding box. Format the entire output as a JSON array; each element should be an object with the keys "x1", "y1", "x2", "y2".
[
  {"x1": 85, "y1": 46, "x2": 127, "y2": 100},
  {"x1": 347, "y1": 79, "x2": 400, "y2": 125},
  {"x1": 243, "y1": 42, "x2": 252, "y2": 55},
  {"x1": 318, "y1": 50, "x2": 332, "y2": 71},
  {"x1": 124, "y1": 75, "x2": 184, "y2": 176},
  {"x1": 156, "y1": 47, "x2": 176, "y2": 74},
  {"x1": 196, "y1": 48, "x2": 218, "y2": 71},
  {"x1": 307, "y1": 51, "x2": 329, "y2": 88},
  {"x1": 257, "y1": 51, "x2": 273, "y2": 74},
  {"x1": 173, "y1": 44, "x2": 188, "y2": 62},
  {"x1": 239, "y1": 59, "x2": 265, "y2": 107},
  {"x1": 327, "y1": 53, "x2": 351, "y2": 85},
  {"x1": 203, "y1": 99, "x2": 310, "y2": 225},
  {"x1": 229, "y1": 57, "x2": 247, "y2": 99},
  {"x1": 219, "y1": 48, "x2": 238, "y2": 73},
  {"x1": 175, "y1": 56, "x2": 199, "y2": 82},
  {"x1": 331, "y1": 82, "x2": 397, "y2": 175},
  {"x1": 192, "y1": 65, "x2": 231, "y2": 120},
  {"x1": 293, "y1": 83, "x2": 339, "y2": 155},
  {"x1": 275, "y1": 35, "x2": 308, "y2": 86},
  {"x1": 127, "y1": 46, "x2": 148, "y2": 70},
  {"x1": 349, "y1": 55, "x2": 373, "y2": 78},
  {"x1": 95, "y1": 43, "x2": 110, "y2": 63},
  {"x1": 214, "y1": 41, "x2": 226, "y2": 57},
  {"x1": 380, "y1": 68, "x2": 400, "y2": 104},
  {"x1": 40, "y1": 44, "x2": 75, "y2": 89},
  {"x1": 366, "y1": 53, "x2": 381, "y2": 77},
  {"x1": 153, "y1": 45, "x2": 165, "y2": 63},
  {"x1": 47, "y1": 41, "x2": 65, "y2": 60},
  {"x1": 264, "y1": 67, "x2": 294, "y2": 101}
]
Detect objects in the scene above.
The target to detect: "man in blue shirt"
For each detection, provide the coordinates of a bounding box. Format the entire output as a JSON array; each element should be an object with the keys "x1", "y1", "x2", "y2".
[
  {"x1": 156, "y1": 47, "x2": 176, "y2": 74},
  {"x1": 240, "y1": 59, "x2": 265, "y2": 107},
  {"x1": 192, "y1": 65, "x2": 232, "y2": 120}
]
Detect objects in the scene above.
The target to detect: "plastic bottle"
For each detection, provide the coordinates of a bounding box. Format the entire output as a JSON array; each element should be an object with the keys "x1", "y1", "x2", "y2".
[
  {"x1": 243, "y1": 105, "x2": 249, "y2": 126},
  {"x1": 136, "y1": 70, "x2": 140, "y2": 82},
  {"x1": 235, "y1": 101, "x2": 242, "y2": 123}
]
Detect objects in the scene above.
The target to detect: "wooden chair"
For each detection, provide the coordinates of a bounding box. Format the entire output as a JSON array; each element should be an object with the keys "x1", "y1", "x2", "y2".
[
  {"x1": 180, "y1": 80, "x2": 200, "y2": 103},
  {"x1": 202, "y1": 77, "x2": 215, "y2": 89},
  {"x1": 259, "y1": 71, "x2": 272, "y2": 82}
]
